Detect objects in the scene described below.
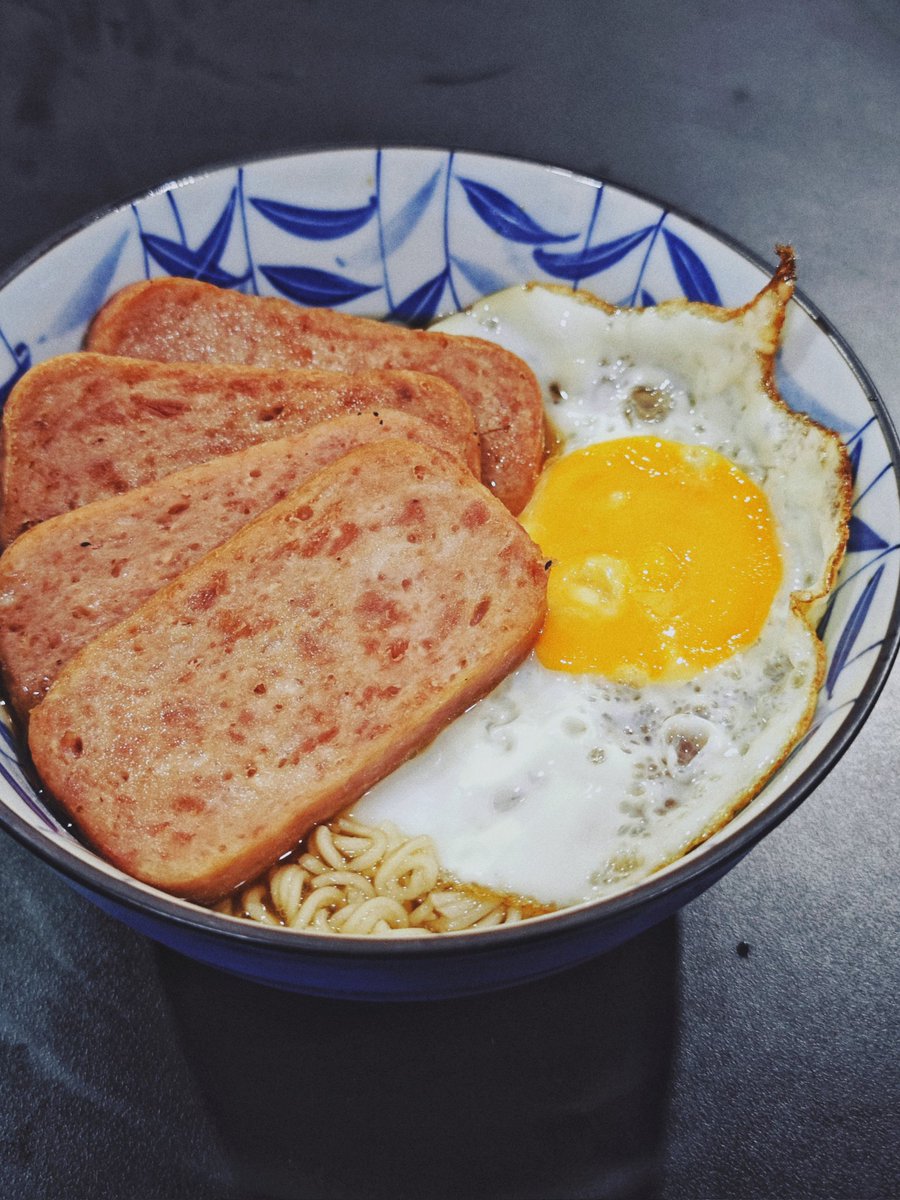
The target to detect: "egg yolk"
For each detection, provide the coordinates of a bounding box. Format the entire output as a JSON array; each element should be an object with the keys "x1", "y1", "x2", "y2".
[{"x1": 520, "y1": 437, "x2": 782, "y2": 682}]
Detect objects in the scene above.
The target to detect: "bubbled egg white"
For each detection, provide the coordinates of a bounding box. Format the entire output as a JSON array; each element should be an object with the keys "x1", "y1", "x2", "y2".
[{"x1": 353, "y1": 263, "x2": 850, "y2": 908}]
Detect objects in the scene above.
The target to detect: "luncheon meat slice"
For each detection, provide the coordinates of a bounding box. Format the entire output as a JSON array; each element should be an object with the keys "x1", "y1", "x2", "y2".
[
  {"x1": 86, "y1": 277, "x2": 544, "y2": 513},
  {"x1": 0, "y1": 409, "x2": 469, "y2": 721},
  {"x1": 28, "y1": 439, "x2": 547, "y2": 902},
  {"x1": 0, "y1": 352, "x2": 479, "y2": 545}
]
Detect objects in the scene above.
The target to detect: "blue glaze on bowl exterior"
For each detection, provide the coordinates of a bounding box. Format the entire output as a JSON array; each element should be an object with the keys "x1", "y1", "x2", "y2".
[
  {"x1": 1, "y1": 148, "x2": 898, "y2": 1000},
  {"x1": 69, "y1": 841, "x2": 752, "y2": 1001}
]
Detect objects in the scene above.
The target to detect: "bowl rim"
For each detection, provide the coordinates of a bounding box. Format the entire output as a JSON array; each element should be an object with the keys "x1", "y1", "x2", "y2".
[{"x1": 1, "y1": 142, "x2": 899, "y2": 959}]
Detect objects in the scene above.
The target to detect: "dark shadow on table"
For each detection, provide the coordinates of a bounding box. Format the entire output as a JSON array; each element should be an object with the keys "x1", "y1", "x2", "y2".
[{"x1": 156, "y1": 917, "x2": 679, "y2": 1200}]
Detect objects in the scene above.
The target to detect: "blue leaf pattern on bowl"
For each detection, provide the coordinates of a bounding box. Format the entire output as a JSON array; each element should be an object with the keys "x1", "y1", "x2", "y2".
[
  {"x1": 825, "y1": 564, "x2": 884, "y2": 698},
  {"x1": 847, "y1": 514, "x2": 889, "y2": 552},
  {"x1": 775, "y1": 357, "x2": 857, "y2": 435},
  {"x1": 259, "y1": 263, "x2": 380, "y2": 306},
  {"x1": 142, "y1": 233, "x2": 251, "y2": 288},
  {"x1": 195, "y1": 186, "x2": 239, "y2": 268},
  {"x1": 250, "y1": 195, "x2": 377, "y2": 240},
  {"x1": 390, "y1": 269, "x2": 449, "y2": 326},
  {"x1": 457, "y1": 176, "x2": 579, "y2": 245},
  {"x1": 846, "y1": 438, "x2": 863, "y2": 486},
  {"x1": 0, "y1": 334, "x2": 31, "y2": 407},
  {"x1": 378, "y1": 166, "x2": 441, "y2": 259},
  {"x1": 451, "y1": 254, "x2": 509, "y2": 298},
  {"x1": 45, "y1": 230, "x2": 130, "y2": 338},
  {"x1": 139, "y1": 186, "x2": 251, "y2": 288},
  {"x1": 662, "y1": 227, "x2": 722, "y2": 304},
  {"x1": 533, "y1": 225, "x2": 655, "y2": 282}
]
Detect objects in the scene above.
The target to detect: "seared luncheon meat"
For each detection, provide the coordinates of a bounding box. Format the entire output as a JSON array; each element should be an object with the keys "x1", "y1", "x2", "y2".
[
  {"x1": 0, "y1": 409, "x2": 472, "y2": 720},
  {"x1": 29, "y1": 439, "x2": 547, "y2": 902},
  {"x1": 0, "y1": 352, "x2": 479, "y2": 544},
  {"x1": 87, "y1": 277, "x2": 544, "y2": 513}
]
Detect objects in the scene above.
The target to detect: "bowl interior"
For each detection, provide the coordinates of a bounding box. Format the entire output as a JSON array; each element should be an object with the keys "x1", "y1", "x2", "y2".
[{"x1": 1, "y1": 146, "x2": 898, "y2": 940}]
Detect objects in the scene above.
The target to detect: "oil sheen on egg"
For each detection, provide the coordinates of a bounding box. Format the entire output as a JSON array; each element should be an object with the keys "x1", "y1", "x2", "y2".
[{"x1": 353, "y1": 264, "x2": 850, "y2": 907}]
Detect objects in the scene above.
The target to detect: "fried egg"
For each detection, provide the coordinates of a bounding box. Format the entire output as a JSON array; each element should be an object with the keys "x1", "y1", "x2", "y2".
[{"x1": 353, "y1": 252, "x2": 851, "y2": 907}]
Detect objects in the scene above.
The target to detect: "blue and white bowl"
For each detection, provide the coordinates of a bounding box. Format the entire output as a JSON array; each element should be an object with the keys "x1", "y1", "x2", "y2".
[{"x1": 1, "y1": 147, "x2": 898, "y2": 999}]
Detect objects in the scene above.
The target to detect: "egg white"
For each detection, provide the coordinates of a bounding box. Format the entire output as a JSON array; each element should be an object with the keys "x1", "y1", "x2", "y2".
[{"x1": 352, "y1": 266, "x2": 850, "y2": 907}]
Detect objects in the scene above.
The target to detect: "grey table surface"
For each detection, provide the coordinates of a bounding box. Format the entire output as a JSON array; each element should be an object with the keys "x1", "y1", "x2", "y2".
[{"x1": 1, "y1": 2, "x2": 898, "y2": 1198}]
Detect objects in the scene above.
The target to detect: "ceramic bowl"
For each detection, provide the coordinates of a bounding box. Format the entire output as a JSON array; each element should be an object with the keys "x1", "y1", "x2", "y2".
[{"x1": 1, "y1": 147, "x2": 898, "y2": 999}]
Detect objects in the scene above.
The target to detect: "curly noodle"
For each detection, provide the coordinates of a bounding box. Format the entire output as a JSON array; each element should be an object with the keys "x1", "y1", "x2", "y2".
[{"x1": 214, "y1": 815, "x2": 553, "y2": 935}]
